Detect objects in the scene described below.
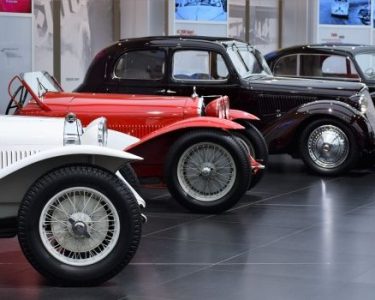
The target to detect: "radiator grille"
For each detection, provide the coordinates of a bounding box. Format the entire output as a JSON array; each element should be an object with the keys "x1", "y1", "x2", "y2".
[
  {"x1": 257, "y1": 94, "x2": 317, "y2": 115},
  {"x1": 0, "y1": 150, "x2": 39, "y2": 169},
  {"x1": 110, "y1": 124, "x2": 163, "y2": 138}
]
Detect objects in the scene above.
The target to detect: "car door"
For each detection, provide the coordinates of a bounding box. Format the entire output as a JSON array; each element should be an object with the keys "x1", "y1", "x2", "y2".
[
  {"x1": 167, "y1": 49, "x2": 239, "y2": 101},
  {"x1": 115, "y1": 48, "x2": 169, "y2": 95}
]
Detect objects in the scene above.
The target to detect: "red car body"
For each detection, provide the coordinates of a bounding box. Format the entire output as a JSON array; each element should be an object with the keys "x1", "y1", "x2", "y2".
[
  {"x1": 17, "y1": 92, "x2": 257, "y2": 174},
  {"x1": 10, "y1": 71, "x2": 267, "y2": 213}
]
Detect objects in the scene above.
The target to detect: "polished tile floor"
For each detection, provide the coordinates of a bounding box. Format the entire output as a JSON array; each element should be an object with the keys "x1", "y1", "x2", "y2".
[{"x1": 2, "y1": 155, "x2": 375, "y2": 299}]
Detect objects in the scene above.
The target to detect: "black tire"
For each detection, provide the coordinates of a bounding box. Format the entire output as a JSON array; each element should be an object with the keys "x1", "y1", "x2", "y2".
[
  {"x1": 299, "y1": 118, "x2": 358, "y2": 175},
  {"x1": 165, "y1": 130, "x2": 251, "y2": 214},
  {"x1": 232, "y1": 124, "x2": 268, "y2": 189},
  {"x1": 17, "y1": 165, "x2": 142, "y2": 286},
  {"x1": 119, "y1": 163, "x2": 141, "y2": 194}
]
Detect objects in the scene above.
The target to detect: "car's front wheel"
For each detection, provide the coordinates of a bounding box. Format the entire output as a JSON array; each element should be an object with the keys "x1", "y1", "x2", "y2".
[
  {"x1": 165, "y1": 130, "x2": 251, "y2": 213},
  {"x1": 299, "y1": 118, "x2": 358, "y2": 175},
  {"x1": 17, "y1": 165, "x2": 142, "y2": 286}
]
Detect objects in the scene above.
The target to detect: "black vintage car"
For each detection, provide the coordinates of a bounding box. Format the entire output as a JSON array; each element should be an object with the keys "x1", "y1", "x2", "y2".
[
  {"x1": 265, "y1": 44, "x2": 375, "y2": 94},
  {"x1": 77, "y1": 36, "x2": 375, "y2": 175}
]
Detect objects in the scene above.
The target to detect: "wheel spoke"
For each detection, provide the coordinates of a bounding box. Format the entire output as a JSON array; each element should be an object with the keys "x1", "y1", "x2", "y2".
[
  {"x1": 39, "y1": 187, "x2": 120, "y2": 267},
  {"x1": 177, "y1": 142, "x2": 236, "y2": 202}
]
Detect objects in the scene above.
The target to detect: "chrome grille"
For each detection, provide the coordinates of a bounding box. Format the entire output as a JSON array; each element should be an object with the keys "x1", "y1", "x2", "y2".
[{"x1": 0, "y1": 150, "x2": 39, "y2": 169}]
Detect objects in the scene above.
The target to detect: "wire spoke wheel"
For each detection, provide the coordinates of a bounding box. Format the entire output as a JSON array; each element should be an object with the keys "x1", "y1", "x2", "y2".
[
  {"x1": 39, "y1": 187, "x2": 120, "y2": 266},
  {"x1": 307, "y1": 125, "x2": 349, "y2": 169},
  {"x1": 177, "y1": 142, "x2": 236, "y2": 202}
]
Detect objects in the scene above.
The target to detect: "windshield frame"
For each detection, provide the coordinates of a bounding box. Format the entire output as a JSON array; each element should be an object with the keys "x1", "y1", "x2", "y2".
[
  {"x1": 226, "y1": 43, "x2": 272, "y2": 79},
  {"x1": 21, "y1": 71, "x2": 63, "y2": 101}
]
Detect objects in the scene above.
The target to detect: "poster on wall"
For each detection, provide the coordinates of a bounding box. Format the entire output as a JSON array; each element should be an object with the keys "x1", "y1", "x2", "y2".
[
  {"x1": 319, "y1": 0, "x2": 371, "y2": 26},
  {"x1": 317, "y1": 0, "x2": 374, "y2": 44},
  {"x1": 173, "y1": 0, "x2": 228, "y2": 36},
  {"x1": 175, "y1": 0, "x2": 227, "y2": 21},
  {"x1": 0, "y1": 0, "x2": 31, "y2": 13}
]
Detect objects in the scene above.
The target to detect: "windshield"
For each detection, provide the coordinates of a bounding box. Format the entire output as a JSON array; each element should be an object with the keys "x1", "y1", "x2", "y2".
[
  {"x1": 21, "y1": 71, "x2": 62, "y2": 98},
  {"x1": 355, "y1": 52, "x2": 375, "y2": 80},
  {"x1": 226, "y1": 44, "x2": 272, "y2": 78}
]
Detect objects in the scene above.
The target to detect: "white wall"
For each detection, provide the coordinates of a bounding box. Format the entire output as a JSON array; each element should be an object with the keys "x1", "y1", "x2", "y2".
[
  {"x1": 120, "y1": 0, "x2": 166, "y2": 38},
  {"x1": 281, "y1": 0, "x2": 310, "y2": 47}
]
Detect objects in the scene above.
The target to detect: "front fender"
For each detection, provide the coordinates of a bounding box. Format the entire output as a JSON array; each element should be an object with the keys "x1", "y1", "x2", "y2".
[
  {"x1": 0, "y1": 145, "x2": 143, "y2": 219},
  {"x1": 0, "y1": 145, "x2": 142, "y2": 180},
  {"x1": 126, "y1": 117, "x2": 244, "y2": 151},
  {"x1": 228, "y1": 109, "x2": 260, "y2": 122},
  {"x1": 263, "y1": 100, "x2": 375, "y2": 153}
]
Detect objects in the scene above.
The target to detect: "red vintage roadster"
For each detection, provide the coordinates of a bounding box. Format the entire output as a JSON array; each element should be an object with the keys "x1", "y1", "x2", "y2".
[{"x1": 9, "y1": 71, "x2": 267, "y2": 213}]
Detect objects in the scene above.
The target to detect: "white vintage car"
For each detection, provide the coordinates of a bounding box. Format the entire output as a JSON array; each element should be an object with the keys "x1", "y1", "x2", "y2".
[{"x1": 0, "y1": 113, "x2": 145, "y2": 286}]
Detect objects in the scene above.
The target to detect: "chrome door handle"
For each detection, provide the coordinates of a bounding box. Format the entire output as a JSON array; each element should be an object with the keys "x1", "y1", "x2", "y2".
[{"x1": 166, "y1": 89, "x2": 176, "y2": 94}]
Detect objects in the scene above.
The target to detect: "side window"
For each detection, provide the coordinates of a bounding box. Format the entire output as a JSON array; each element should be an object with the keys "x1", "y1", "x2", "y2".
[
  {"x1": 300, "y1": 55, "x2": 325, "y2": 77},
  {"x1": 273, "y1": 55, "x2": 297, "y2": 76},
  {"x1": 321, "y1": 55, "x2": 359, "y2": 79},
  {"x1": 114, "y1": 50, "x2": 165, "y2": 80},
  {"x1": 172, "y1": 50, "x2": 229, "y2": 81}
]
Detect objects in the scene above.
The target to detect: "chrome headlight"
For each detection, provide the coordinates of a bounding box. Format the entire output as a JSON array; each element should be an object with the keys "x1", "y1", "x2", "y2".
[
  {"x1": 351, "y1": 87, "x2": 371, "y2": 114},
  {"x1": 204, "y1": 96, "x2": 229, "y2": 119},
  {"x1": 63, "y1": 113, "x2": 83, "y2": 145},
  {"x1": 81, "y1": 117, "x2": 108, "y2": 146},
  {"x1": 359, "y1": 90, "x2": 370, "y2": 114}
]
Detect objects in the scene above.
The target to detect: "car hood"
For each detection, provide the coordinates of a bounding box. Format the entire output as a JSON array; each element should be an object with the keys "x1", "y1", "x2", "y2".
[
  {"x1": 245, "y1": 76, "x2": 366, "y2": 97},
  {"x1": 43, "y1": 92, "x2": 191, "y2": 111}
]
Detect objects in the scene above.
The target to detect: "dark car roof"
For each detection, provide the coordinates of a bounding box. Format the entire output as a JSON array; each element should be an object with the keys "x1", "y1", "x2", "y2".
[
  {"x1": 119, "y1": 35, "x2": 245, "y2": 44},
  {"x1": 110, "y1": 35, "x2": 249, "y2": 53},
  {"x1": 266, "y1": 44, "x2": 375, "y2": 60}
]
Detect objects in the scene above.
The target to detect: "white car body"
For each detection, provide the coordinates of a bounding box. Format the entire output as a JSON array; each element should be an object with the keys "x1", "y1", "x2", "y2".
[
  {"x1": 0, "y1": 115, "x2": 145, "y2": 221},
  {"x1": 0, "y1": 113, "x2": 145, "y2": 285}
]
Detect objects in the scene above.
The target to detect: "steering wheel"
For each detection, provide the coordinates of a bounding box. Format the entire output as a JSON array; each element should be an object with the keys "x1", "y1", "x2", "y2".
[{"x1": 5, "y1": 86, "x2": 24, "y2": 115}]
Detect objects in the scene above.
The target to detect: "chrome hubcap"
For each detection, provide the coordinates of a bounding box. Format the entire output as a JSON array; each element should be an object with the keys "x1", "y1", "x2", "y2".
[
  {"x1": 177, "y1": 142, "x2": 236, "y2": 202},
  {"x1": 307, "y1": 125, "x2": 349, "y2": 169},
  {"x1": 201, "y1": 163, "x2": 215, "y2": 177}
]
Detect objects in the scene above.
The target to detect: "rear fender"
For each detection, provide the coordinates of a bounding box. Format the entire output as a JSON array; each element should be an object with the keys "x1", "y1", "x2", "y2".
[{"x1": 264, "y1": 100, "x2": 374, "y2": 153}]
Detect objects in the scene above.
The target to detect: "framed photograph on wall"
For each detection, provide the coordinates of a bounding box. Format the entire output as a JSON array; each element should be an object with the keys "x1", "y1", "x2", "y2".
[
  {"x1": 319, "y1": 0, "x2": 371, "y2": 26},
  {"x1": 175, "y1": 0, "x2": 227, "y2": 21},
  {"x1": 172, "y1": 0, "x2": 228, "y2": 36}
]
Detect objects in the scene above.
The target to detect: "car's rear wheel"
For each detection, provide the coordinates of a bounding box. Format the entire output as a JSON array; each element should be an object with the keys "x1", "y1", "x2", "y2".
[
  {"x1": 165, "y1": 130, "x2": 251, "y2": 213},
  {"x1": 299, "y1": 118, "x2": 358, "y2": 175},
  {"x1": 17, "y1": 165, "x2": 142, "y2": 286}
]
